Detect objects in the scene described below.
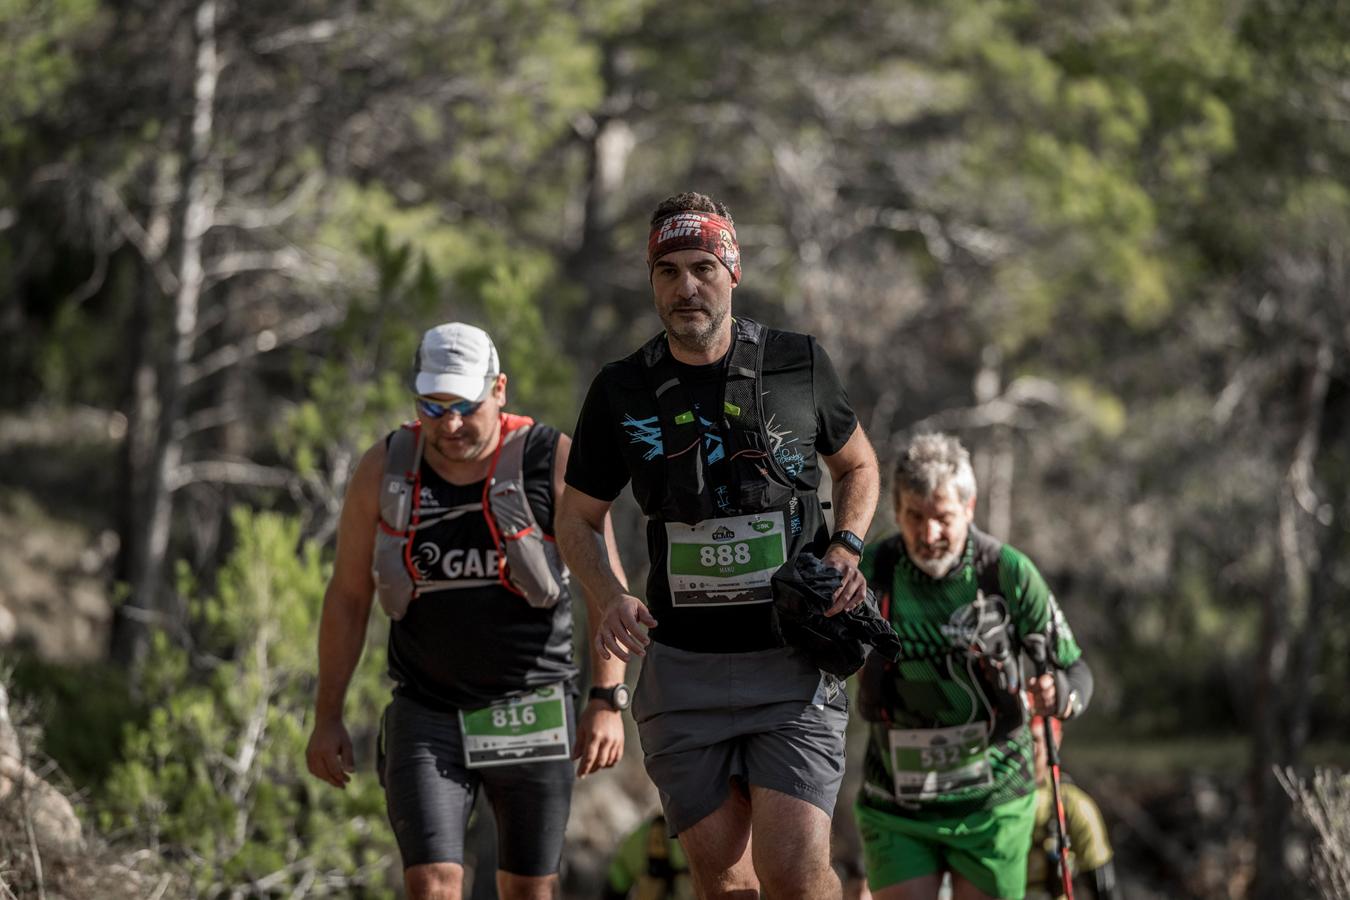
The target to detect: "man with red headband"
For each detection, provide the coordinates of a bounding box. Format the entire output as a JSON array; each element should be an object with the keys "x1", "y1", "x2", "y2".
[
  {"x1": 557, "y1": 191, "x2": 881, "y2": 899},
  {"x1": 305, "y1": 323, "x2": 629, "y2": 900}
]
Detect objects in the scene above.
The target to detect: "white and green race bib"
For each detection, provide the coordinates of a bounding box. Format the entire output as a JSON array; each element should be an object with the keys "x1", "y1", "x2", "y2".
[
  {"x1": 888, "y1": 723, "x2": 993, "y2": 802},
  {"x1": 457, "y1": 684, "x2": 570, "y2": 768},
  {"x1": 665, "y1": 511, "x2": 787, "y2": 607}
]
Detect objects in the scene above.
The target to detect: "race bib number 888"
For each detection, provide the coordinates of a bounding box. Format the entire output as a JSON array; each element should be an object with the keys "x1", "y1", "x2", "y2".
[
  {"x1": 665, "y1": 512, "x2": 787, "y2": 607},
  {"x1": 699, "y1": 543, "x2": 754, "y2": 567}
]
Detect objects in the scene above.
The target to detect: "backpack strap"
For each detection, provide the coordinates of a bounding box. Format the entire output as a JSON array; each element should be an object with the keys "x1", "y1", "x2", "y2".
[
  {"x1": 725, "y1": 318, "x2": 796, "y2": 486},
  {"x1": 373, "y1": 423, "x2": 428, "y2": 618},
  {"x1": 379, "y1": 423, "x2": 422, "y2": 530},
  {"x1": 869, "y1": 537, "x2": 902, "y2": 624},
  {"x1": 644, "y1": 333, "x2": 711, "y2": 504},
  {"x1": 966, "y1": 527, "x2": 1027, "y2": 731},
  {"x1": 379, "y1": 423, "x2": 426, "y2": 586},
  {"x1": 481, "y1": 412, "x2": 569, "y2": 608},
  {"x1": 969, "y1": 526, "x2": 1005, "y2": 603},
  {"x1": 482, "y1": 414, "x2": 536, "y2": 597}
]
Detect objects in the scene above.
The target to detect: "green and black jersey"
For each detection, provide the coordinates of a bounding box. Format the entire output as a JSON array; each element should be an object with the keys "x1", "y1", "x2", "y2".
[{"x1": 856, "y1": 527, "x2": 1084, "y2": 820}]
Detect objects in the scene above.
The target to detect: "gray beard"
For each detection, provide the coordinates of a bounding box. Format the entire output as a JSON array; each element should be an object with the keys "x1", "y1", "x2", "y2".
[
  {"x1": 912, "y1": 548, "x2": 961, "y2": 579},
  {"x1": 663, "y1": 305, "x2": 729, "y2": 353}
]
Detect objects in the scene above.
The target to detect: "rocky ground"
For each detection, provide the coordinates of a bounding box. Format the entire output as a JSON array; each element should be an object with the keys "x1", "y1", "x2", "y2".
[{"x1": 0, "y1": 680, "x2": 185, "y2": 899}]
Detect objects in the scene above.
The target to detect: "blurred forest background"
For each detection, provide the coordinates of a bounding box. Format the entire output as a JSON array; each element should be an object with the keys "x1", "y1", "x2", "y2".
[{"x1": 1, "y1": 0, "x2": 1347, "y2": 897}]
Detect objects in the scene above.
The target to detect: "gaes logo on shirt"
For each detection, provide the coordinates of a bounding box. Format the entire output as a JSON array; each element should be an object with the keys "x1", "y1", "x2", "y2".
[{"x1": 411, "y1": 542, "x2": 501, "y2": 582}]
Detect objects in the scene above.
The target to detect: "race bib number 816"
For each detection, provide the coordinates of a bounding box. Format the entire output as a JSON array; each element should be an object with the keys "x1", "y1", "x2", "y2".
[{"x1": 458, "y1": 684, "x2": 570, "y2": 768}]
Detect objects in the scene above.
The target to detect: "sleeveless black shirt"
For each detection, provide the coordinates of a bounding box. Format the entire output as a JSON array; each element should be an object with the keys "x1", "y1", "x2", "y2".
[{"x1": 387, "y1": 423, "x2": 578, "y2": 710}]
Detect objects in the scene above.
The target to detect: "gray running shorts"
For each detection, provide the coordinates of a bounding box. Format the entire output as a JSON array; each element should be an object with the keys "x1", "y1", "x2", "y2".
[
  {"x1": 378, "y1": 691, "x2": 575, "y2": 874},
  {"x1": 632, "y1": 642, "x2": 849, "y2": 836}
]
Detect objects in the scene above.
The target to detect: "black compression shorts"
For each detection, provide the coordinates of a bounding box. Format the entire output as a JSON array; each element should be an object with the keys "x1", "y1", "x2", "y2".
[{"x1": 379, "y1": 691, "x2": 575, "y2": 875}]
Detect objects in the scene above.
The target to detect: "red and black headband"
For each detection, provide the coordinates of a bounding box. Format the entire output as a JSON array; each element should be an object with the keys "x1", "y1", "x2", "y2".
[{"x1": 646, "y1": 211, "x2": 741, "y2": 284}]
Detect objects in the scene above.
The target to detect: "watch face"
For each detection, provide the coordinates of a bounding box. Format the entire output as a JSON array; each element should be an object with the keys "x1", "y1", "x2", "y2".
[
  {"x1": 835, "y1": 530, "x2": 863, "y2": 554},
  {"x1": 613, "y1": 684, "x2": 632, "y2": 710}
]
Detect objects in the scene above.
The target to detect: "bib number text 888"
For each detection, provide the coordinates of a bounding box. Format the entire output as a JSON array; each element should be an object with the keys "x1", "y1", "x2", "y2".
[{"x1": 699, "y1": 543, "x2": 752, "y2": 567}]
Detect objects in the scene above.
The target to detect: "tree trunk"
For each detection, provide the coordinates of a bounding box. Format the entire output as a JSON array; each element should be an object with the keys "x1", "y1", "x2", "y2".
[
  {"x1": 971, "y1": 346, "x2": 1014, "y2": 539},
  {"x1": 1252, "y1": 339, "x2": 1332, "y2": 899},
  {"x1": 566, "y1": 39, "x2": 634, "y2": 361},
  {"x1": 110, "y1": 258, "x2": 160, "y2": 663},
  {"x1": 118, "y1": 0, "x2": 220, "y2": 668}
]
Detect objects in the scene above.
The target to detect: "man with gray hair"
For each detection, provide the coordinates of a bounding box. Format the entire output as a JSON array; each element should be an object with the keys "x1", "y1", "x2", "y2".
[{"x1": 853, "y1": 433, "x2": 1093, "y2": 900}]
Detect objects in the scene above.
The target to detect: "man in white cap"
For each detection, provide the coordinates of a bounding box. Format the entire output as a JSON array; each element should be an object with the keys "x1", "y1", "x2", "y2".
[{"x1": 306, "y1": 323, "x2": 630, "y2": 900}]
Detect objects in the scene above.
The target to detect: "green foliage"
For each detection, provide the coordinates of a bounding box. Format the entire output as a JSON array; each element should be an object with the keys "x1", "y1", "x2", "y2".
[
  {"x1": 285, "y1": 182, "x2": 577, "y2": 479},
  {"x1": 0, "y1": 0, "x2": 1344, "y2": 834},
  {"x1": 99, "y1": 509, "x2": 394, "y2": 897},
  {"x1": 8, "y1": 655, "x2": 141, "y2": 787},
  {"x1": 0, "y1": 0, "x2": 100, "y2": 148}
]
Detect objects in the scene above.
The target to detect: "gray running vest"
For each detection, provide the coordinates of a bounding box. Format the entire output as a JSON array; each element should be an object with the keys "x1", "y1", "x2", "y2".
[{"x1": 373, "y1": 414, "x2": 569, "y2": 619}]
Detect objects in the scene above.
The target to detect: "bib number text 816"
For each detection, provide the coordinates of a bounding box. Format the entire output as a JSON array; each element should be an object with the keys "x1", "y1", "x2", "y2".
[{"x1": 492, "y1": 706, "x2": 537, "y2": 729}]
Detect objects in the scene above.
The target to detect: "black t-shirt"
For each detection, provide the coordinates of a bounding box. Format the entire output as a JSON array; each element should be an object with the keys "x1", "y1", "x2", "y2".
[
  {"x1": 565, "y1": 327, "x2": 858, "y2": 652},
  {"x1": 388, "y1": 422, "x2": 578, "y2": 711}
]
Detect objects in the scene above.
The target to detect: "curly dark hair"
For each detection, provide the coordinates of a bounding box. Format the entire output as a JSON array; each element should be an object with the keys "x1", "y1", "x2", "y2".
[{"x1": 649, "y1": 191, "x2": 734, "y2": 225}]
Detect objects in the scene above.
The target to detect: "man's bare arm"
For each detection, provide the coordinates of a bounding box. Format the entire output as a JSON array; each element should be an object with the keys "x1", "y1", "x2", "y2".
[
  {"x1": 556, "y1": 486, "x2": 656, "y2": 661},
  {"x1": 820, "y1": 424, "x2": 881, "y2": 615},
  {"x1": 552, "y1": 436, "x2": 628, "y2": 688},
  {"x1": 553, "y1": 436, "x2": 631, "y2": 774},
  {"x1": 306, "y1": 442, "x2": 382, "y2": 787}
]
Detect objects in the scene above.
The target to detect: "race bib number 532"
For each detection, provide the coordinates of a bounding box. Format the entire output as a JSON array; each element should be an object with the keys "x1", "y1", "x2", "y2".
[{"x1": 889, "y1": 723, "x2": 993, "y2": 802}]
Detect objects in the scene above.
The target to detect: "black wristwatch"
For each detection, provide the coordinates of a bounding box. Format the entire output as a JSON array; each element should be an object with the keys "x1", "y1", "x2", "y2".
[
  {"x1": 588, "y1": 684, "x2": 631, "y2": 712},
  {"x1": 829, "y1": 529, "x2": 865, "y2": 557}
]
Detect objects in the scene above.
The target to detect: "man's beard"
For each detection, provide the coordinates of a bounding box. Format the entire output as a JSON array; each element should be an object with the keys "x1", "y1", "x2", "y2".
[
  {"x1": 661, "y1": 303, "x2": 728, "y2": 352},
  {"x1": 428, "y1": 430, "x2": 491, "y2": 463},
  {"x1": 910, "y1": 545, "x2": 961, "y2": 579}
]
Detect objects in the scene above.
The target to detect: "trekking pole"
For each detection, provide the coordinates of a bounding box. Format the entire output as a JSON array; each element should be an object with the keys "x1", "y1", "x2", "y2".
[
  {"x1": 1024, "y1": 635, "x2": 1074, "y2": 900},
  {"x1": 1042, "y1": 710, "x2": 1074, "y2": 900}
]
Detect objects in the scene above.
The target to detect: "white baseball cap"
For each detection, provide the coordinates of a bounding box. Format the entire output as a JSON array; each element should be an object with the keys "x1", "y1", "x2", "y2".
[{"x1": 412, "y1": 323, "x2": 500, "y2": 400}]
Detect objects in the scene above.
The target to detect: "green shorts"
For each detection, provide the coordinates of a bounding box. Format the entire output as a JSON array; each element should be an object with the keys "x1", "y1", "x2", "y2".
[{"x1": 855, "y1": 793, "x2": 1036, "y2": 899}]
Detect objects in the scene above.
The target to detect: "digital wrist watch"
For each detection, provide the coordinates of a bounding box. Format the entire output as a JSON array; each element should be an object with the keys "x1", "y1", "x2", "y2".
[
  {"x1": 829, "y1": 529, "x2": 865, "y2": 557},
  {"x1": 588, "y1": 684, "x2": 632, "y2": 712}
]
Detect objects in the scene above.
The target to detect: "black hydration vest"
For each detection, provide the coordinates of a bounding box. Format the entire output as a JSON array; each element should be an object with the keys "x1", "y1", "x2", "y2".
[
  {"x1": 628, "y1": 317, "x2": 821, "y2": 530},
  {"x1": 858, "y1": 529, "x2": 1024, "y2": 734},
  {"x1": 607, "y1": 319, "x2": 832, "y2": 650}
]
